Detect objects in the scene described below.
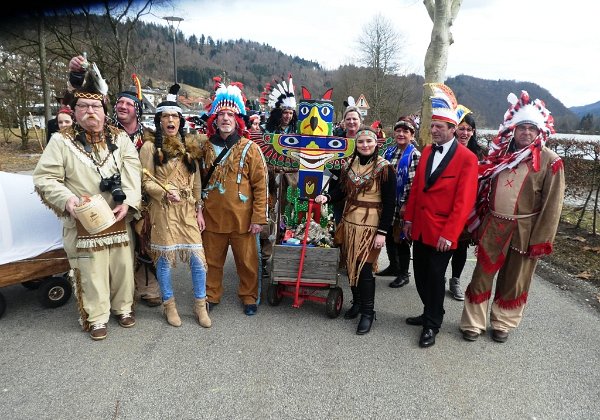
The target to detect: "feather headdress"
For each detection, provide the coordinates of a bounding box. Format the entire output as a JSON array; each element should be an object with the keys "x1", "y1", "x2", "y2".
[
  {"x1": 208, "y1": 81, "x2": 247, "y2": 116},
  {"x1": 114, "y1": 74, "x2": 144, "y2": 116},
  {"x1": 466, "y1": 91, "x2": 556, "y2": 234},
  {"x1": 156, "y1": 84, "x2": 182, "y2": 114},
  {"x1": 498, "y1": 90, "x2": 554, "y2": 138},
  {"x1": 429, "y1": 83, "x2": 458, "y2": 125},
  {"x1": 456, "y1": 104, "x2": 472, "y2": 125},
  {"x1": 132, "y1": 74, "x2": 143, "y2": 101},
  {"x1": 75, "y1": 61, "x2": 109, "y2": 102},
  {"x1": 260, "y1": 73, "x2": 296, "y2": 110}
]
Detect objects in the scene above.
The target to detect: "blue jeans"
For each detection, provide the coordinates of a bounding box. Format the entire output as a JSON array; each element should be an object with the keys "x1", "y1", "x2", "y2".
[{"x1": 156, "y1": 254, "x2": 207, "y2": 301}]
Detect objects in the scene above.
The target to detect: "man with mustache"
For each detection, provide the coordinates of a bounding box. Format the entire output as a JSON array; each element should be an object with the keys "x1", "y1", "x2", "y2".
[
  {"x1": 69, "y1": 55, "x2": 162, "y2": 308},
  {"x1": 33, "y1": 64, "x2": 141, "y2": 341}
]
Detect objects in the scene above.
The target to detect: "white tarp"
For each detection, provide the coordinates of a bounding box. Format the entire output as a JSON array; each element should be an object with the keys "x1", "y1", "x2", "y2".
[{"x1": 0, "y1": 171, "x2": 64, "y2": 265}]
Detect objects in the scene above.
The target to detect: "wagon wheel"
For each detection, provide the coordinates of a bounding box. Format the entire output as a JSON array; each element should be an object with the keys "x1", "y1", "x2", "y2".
[
  {"x1": 325, "y1": 287, "x2": 343, "y2": 318},
  {"x1": 22, "y1": 280, "x2": 42, "y2": 290},
  {"x1": 0, "y1": 292, "x2": 5, "y2": 319},
  {"x1": 267, "y1": 283, "x2": 283, "y2": 306},
  {"x1": 38, "y1": 275, "x2": 72, "y2": 308}
]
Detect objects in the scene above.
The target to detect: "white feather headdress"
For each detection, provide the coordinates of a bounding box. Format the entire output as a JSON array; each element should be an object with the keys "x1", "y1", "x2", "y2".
[{"x1": 260, "y1": 73, "x2": 296, "y2": 110}]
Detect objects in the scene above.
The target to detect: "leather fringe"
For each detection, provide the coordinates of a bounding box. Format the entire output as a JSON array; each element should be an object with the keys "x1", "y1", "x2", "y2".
[
  {"x1": 551, "y1": 158, "x2": 563, "y2": 175},
  {"x1": 495, "y1": 291, "x2": 528, "y2": 309},
  {"x1": 72, "y1": 268, "x2": 91, "y2": 331},
  {"x1": 465, "y1": 286, "x2": 492, "y2": 304},
  {"x1": 343, "y1": 221, "x2": 377, "y2": 286},
  {"x1": 76, "y1": 232, "x2": 129, "y2": 251},
  {"x1": 151, "y1": 247, "x2": 206, "y2": 268},
  {"x1": 475, "y1": 245, "x2": 506, "y2": 274},
  {"x1": 528, "y1": 242, "x2": 553, "y2": 257},
  {"x1": 34, "y1": 186, "x2": 69, "y2": 218}
]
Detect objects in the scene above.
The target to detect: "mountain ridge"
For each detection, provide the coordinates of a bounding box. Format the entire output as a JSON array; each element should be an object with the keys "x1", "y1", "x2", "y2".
[
  {"x1": 570, "y1": 101, "x2": 600, "y2": 118},
  {"x1": 0, "y1": 15, "x2": 595, "y2": 132}
]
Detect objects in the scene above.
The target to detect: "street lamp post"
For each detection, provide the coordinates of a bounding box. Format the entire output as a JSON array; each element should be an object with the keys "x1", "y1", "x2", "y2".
[{"x1": 163, "y1": 16, "x2": 184, "y2": 84}]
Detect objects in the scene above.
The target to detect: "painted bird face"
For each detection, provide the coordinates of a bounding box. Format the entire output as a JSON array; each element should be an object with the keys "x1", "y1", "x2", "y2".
[
  {"x1": 274, "y1": 135, "x2": 350, "y2": 170},
  {"x1": 297, "y1": 99, "x2": 334, "y2": 136}
]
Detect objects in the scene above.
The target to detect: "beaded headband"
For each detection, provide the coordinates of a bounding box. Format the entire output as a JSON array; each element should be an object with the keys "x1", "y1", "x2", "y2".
[
  {"x1": 156, "y1": 104, "x2": 182, "y2": 114},
  {"x1": 355, "y1": 129, "x2": 378, "y2": 141},
  {"x1": 75, "y1": 91, "x2": 104, "y2": 101},
  {"x1": 394, "y1": 120, "x2": 415, "y2": 133}
]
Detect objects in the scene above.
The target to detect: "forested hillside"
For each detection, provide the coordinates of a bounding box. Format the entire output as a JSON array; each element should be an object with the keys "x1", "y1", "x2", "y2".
[
  {"x1": 446, "y1": 76, "x2": 579, "y2": 130},
  {"x1": 127, "y1": 22, "x2": 580, "y2": 129},
  {"x1": 0, "y1": 15, "x2": 583, "y2": 131}
]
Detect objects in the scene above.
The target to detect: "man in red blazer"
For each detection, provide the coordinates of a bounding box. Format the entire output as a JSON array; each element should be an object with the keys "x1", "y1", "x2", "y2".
[{"x1": 403, "y1": 84, "x2": 478, "y2": 348}]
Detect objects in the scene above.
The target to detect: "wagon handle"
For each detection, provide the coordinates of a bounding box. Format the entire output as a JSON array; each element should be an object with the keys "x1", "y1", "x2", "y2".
[{"x1": 293, "y1": 198, "x2": 314, "y2": 308}]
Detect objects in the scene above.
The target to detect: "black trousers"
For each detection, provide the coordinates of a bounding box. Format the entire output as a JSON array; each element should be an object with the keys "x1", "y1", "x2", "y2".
[
  {"x1": 451, "y1": 239, "x2": 469, "y2": 279},
  {"x1": 397, "y1": 239, "x2": 412, "y2": 274},
  {"x1": 383, "y1": 229, "x2": 412, "y2": 273},
  {"x1": 383, "y1": 229, "x2": 399, "y2": 268},
  {"x1": 412, "y1": 239, "x2": 453, "y2": 331}
]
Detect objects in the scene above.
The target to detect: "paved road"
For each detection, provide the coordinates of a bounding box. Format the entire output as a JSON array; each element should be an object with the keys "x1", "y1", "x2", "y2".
[{"x1": 1, "y1": 250, "x2": 598, "y2": 419}]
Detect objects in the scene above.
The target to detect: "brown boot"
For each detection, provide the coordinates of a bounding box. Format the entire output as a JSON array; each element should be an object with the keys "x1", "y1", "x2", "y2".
[
  {"x1": 194, "y1": 298, "x2": 212, "y2": 328},
  {"x1": 163, "y1": 297, "x2": 182, "y2": 327}
]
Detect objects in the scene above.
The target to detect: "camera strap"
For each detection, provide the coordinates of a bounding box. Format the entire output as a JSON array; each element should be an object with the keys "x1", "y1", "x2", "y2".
[
  {"x1": 96, "y1": 152, "x2": 121, "y2": 181},
  {"x1": 202, "y1": 145, "x2": 230, "y2": 191}
]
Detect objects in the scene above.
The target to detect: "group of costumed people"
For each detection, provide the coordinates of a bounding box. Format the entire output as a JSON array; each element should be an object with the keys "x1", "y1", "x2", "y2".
[
  {"x1": 33, "y1": 58, "x2": 268, "y2": 341},
  {"x1": 32, "y1": 55, "x2": 564, "y2": 346},
  {"x1": 316, "y1": 83, "x2": 563, "y2": 346}
]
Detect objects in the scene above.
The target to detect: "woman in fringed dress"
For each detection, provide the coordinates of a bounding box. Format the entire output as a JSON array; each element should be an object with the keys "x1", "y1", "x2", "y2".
[
  {"x1": 316, "y1": 127, "x2": 395, "y2": 335},
  {"x1": 139, "y1": 96, "x2": 211, "y2": 328}
]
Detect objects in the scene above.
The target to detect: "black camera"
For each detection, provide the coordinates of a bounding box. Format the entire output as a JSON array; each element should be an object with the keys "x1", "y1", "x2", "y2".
[{"x1": 99, "y1": 173, "x2": 126, "y2": 203}]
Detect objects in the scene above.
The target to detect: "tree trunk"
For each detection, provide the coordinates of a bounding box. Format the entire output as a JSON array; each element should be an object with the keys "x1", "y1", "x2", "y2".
[
  {"x1": 38, "y1": 15, "x2": 50, "y2": 147},
  {"x1": 576, "y1": 187, "x2": 593, "y2": 229},
  {"x1": 419, "y1": 0, "x2": 462, "y2": 146}
]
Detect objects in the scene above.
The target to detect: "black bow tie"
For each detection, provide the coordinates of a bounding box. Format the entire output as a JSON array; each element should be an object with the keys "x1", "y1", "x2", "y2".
[{"x1": 432, "y1": 144, "x2": 443, "y2": 154}]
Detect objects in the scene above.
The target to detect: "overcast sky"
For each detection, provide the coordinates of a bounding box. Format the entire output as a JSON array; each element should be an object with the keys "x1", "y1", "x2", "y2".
[{"x1": 146, "y1": 0, "x2": 598, "y2": 108}]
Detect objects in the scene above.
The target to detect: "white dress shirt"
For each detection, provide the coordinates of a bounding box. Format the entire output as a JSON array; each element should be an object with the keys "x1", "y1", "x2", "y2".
[{"x1": 431, "y1": 138, "x2": 455, "y2": 174}]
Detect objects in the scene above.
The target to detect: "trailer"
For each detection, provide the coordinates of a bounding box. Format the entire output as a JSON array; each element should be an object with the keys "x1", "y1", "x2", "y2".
[
  {"x1": 266, "y1": 199, "x2": 343, "y2": 318},
  {"x1": 0, "y1": 249, "x2": 71, "y2": 318},
  {"x1": 0, "y1": 171, "x2": 72, "y2": 318}
]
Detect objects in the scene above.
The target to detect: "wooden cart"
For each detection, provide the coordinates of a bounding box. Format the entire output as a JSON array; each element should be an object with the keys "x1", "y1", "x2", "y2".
[
  {"x1": 0, "y1": 248, "x2": 72, "y2": 318},
  {"x1": 266, "y1": 243, "x2": 343, "y2": 318}
]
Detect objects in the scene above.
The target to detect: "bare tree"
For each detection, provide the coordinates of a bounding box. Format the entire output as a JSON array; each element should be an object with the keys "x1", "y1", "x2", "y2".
[
  {"x1": 3, "y1": 1, "x2": 163, "y2": 95},
  {"x1": 46, "y1": 0, "x2": 160, "y2": 94},
  {"x1": 0, "y1": 51, "x2": 44, "y2": 149},
  {"x1": 356, "y1": 14, "x2": 405, "y2": 124},
  {"x1": 419, "y1": 0, "x2": 462, "y2": 146},
  {"x1": 332, "y1": 65, "x2": 366, "y2": 120},
  {"x1": 0, "y1": 12, "x2": 72, "y2": 145},
  {"x1": 0, "y1": 0, "x2": 166, "y2": 144}
]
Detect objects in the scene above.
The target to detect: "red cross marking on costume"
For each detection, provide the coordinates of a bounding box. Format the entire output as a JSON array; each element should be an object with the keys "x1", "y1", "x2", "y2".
[
  {"x1": 504, "y1": 179, "x2": 514, "y2": 188},
  {"x1": 509, "y1": 167, "x2": 518, "y2": 174}
]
